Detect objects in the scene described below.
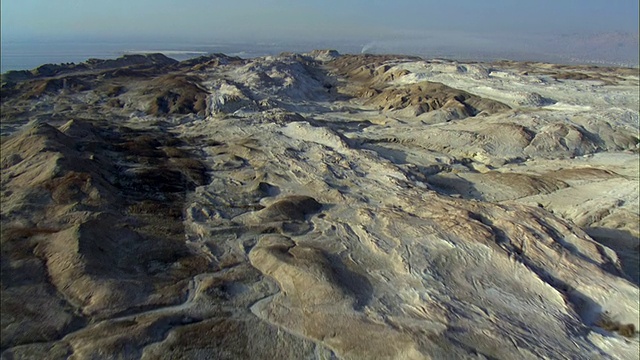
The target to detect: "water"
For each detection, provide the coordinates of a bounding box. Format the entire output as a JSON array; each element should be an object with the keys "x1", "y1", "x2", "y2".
[
  {"x1": 3, "y1": 41, "x2": 127, "y2": 73},
  {"x1": 0, "y1": 39, "x2": 364, "y2": 73},
  {"x1": 0, "y1": 39, "x2": 520, "y2": 74},
  {"x1": 2, "y1": 37, "x2": 637, "y2": 74},
  {"x1": 0, "y1": 41, "x2": 219, "y2": 72}
]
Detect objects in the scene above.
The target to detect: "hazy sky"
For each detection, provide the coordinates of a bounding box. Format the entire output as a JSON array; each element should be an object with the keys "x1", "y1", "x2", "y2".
[{"x1": 2, "y1": 0, "x2": 638, "y2": 43}]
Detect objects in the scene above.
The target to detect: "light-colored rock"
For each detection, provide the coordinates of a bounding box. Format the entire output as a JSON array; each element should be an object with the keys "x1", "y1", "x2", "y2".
[{"x1": 1, "y1": 52, "x2": 638, "y2": 360}]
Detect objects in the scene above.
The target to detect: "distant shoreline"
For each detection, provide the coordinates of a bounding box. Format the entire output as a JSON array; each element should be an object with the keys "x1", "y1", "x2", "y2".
[{"x1": 2, "y1": 40, "x2": 638, "y2": 74}]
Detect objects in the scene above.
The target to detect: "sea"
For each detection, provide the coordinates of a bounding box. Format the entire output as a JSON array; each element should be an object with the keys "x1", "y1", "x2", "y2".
[
  {"x1": 0, "y1": 39, "x2": 368, "y2": 73},
  {"x1": 2, "y1": 37, "x2": 638, "y2": 73}
]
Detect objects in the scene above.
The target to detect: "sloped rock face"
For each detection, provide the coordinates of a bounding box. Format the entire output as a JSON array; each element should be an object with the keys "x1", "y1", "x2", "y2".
[
  {"x1": 327, "y1": 54, "x2": 511, "y2": 122},
  {"x1": 1, "y1": 52, "x2": 639, "y2": 359},
  {"x1": 363, "y1": 81, "x2": 510, "y2": 117},
  {"x1": 142, "y1": 75, "x2": 209, "y2": 116},
  {"x1": 206, "y1": 80, "x2": 257, "y2": 115}
]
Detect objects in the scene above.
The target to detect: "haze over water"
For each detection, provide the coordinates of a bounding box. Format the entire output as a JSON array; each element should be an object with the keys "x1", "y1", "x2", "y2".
[
  {"x1": 3, "y1": 34, "x2": 639, "y2": 74},
  {"x1": 1, "y1": 1, "x2": 638, "y2": 72}
]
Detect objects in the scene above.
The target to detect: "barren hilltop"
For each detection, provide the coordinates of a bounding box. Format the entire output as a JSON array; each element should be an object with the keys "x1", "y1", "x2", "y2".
[{"x1": 1, "y1": 50, "x2": 639, "y2": 359}]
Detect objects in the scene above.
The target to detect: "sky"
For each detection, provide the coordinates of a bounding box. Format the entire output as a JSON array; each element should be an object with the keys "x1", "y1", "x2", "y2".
[{"x1": 2, "y1": 0, "x2": 638, "y2": 43}]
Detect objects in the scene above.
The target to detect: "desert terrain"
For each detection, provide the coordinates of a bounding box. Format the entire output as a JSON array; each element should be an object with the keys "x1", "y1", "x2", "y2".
[{"x1": 1, "y1": 50, "x2": 638, "y2": 359}]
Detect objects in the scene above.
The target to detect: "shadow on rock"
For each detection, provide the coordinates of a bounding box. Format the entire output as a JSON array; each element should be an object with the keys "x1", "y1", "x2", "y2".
[{"x1": 586, "y1": 227, "x2": 639, "y2": 286}]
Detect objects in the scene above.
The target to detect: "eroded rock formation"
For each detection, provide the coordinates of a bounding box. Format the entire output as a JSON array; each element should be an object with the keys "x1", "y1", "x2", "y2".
[{"x1": 1, "y1": 51, "x2": 638, "y2": 359}]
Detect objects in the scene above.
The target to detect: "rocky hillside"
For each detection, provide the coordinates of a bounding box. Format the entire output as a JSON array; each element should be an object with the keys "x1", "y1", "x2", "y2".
[{"x1": 1, "y1": 51, "x2": 638, "y2": 359}]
